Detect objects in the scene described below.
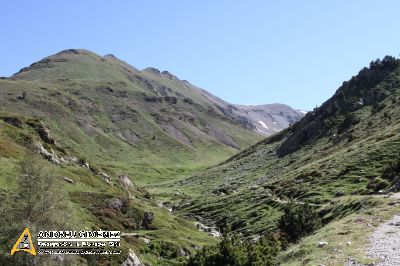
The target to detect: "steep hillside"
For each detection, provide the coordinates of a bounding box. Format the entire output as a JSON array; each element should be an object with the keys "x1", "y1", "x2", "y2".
[
  {"x1": 2, "y1": 49, "x2": 265, "y2": 184},
  {"x1": 157, "y1": 56, "x2": 400, "y2": 264},
  {"x1": 0, "y1": 49, "x2": 304, "y2": 184},
  {"x1": 0, "y1": 112, "x2": 217, "y2": 265}
]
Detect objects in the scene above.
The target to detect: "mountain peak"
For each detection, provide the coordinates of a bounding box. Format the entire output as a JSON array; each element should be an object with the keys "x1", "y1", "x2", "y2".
[
  {"x1": 56, "y1": 48, "x2": 94, "y2": 56},
  {"x1": 143, "y1": 67, "x2": 161, "y2": 74}
]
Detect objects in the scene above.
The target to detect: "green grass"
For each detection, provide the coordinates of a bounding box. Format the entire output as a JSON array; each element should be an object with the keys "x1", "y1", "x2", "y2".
[
  {"x1": 150, "y1": 62, "x2": 400, "y2": 260},
  {"x1": 279, "y1": 194, "x2": 400, "y2": 265}
]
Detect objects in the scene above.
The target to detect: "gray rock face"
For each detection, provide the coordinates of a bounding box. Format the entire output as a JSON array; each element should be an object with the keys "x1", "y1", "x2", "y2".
[{"x1": 122, "y1": 249, "x2": 143, "y2": 266}]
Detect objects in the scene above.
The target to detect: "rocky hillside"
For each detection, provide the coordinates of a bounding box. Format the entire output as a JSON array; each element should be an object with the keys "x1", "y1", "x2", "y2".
[
  {"x1": 157, "y1": 56, "x2": 400, "y2": 264},
  {"x1": 186, "y1": 83, "x2": 305, "y2": 136},
  {"x1": 233, "y1": 103, "x2": 305, "y2": 136},
  {"x1": 0, "y1": 49, "x2": 302, "y2": 184}
]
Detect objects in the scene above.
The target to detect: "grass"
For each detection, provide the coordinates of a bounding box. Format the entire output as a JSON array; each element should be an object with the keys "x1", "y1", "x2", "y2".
[
  {"x1": 148, "y1": 61, "x2": 400, "y2": 265},
  {"x1": 279, "y1": 194, "x2": 400, "y2": 265},
  {"x1": 2, "y1": 52, "x2": 400, "y2": 265},
  {"x1": 0, "y1": 68, "x2": 261, "y2": 184},
  {"x1": 0, "y1": 113, "x2": 220, "y2": 265},
  {"x1": 0, "y1": 49, "x2": 264, "y2": 264}
]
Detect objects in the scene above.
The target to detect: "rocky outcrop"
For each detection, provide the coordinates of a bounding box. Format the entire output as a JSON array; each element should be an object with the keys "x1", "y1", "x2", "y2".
[
  {"x1": 119, "y1": 175, "x2": 133, "y2": 188},
  {"x1": 194, "y1": 222, "x2": 222, "y2": 237},
  {"x1": 34, "y1": 142, "x2": 79, "y2": 165},
  {"x1": 122, "y1": 249, "x2": 143, "y2": 266},
  {"x1": 37, "y1": 122, "x2": 56, "y2": 144},
  {"x1": 100, "y1": 172, "x2": 112, "y2": 184},
  {"x1": 107, "y1": 198, "x2": 124, "y2": 211},
  {"x1": 78, "y1": 159, "x2": 90, "y2": 169},
  {"x1": 1, "y1": 116, "x2": 23, "y2": 127},
  {"x1": 34, "y1": 142, "x2": 61, "y2": 164}
]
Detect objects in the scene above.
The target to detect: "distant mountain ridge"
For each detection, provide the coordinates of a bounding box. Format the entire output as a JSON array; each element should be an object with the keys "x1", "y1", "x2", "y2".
[
  {"x1": 232, "y1": 103, "x2": 305, "y2": 135},
  {"x1": 178, "y1": 79, "x2": 305, "y2": 136}
]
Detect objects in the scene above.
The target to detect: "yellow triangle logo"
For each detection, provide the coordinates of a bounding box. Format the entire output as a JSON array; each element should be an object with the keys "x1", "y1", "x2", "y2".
[{"x1": 10, "y1": 228, "x2": 36, "y2": 256}]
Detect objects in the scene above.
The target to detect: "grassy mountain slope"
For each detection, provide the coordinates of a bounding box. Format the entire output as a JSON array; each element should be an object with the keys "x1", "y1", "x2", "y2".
[
  {"x1": 158, "y1": 57, "x2": 400, "y2": 263},
  {"x1": 0, "y1": 49, "x2": 304, "y2": 265},
  {"x1": 1, "y1": 49, "x2": 271, "y2": 184},
  {"x1": 0, "y1": 111, "x2": 219, "y2": 265}
]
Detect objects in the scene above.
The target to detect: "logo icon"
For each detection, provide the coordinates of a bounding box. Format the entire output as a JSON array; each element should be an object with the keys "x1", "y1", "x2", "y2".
[{"x1": 11, "y1": 228, "x2": 36, "y2": 256}]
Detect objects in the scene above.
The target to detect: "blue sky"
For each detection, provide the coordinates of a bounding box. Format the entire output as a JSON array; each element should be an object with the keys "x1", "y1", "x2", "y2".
[{"x1": 1, "y1": 1, "x2": 399, "y2": 110}]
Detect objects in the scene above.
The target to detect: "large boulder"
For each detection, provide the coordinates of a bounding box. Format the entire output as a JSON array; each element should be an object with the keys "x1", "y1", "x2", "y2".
[{"x1": 122, "y1": 249, "x2": 143, "y2": 266}]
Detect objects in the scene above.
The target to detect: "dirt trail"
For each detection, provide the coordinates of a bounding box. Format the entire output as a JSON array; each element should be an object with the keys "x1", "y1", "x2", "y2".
[{"x1": 367, "y1": 193, "x2": 400, "y2": 266}]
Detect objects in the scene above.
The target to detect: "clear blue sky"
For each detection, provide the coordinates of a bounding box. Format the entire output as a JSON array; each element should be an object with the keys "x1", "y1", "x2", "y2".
[{"x1": 1, "y1": 1, "x2": 399, "y2": 110}]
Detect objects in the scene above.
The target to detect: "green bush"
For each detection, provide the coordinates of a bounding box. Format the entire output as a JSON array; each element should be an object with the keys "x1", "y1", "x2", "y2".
[
  {"x1": 0, "y1": 155, "x2": 79, "y2": 265},
  {"x1": 337, "y1": 113, "x2": 360, "y2": 134},
  {"x1": 278, "y1": 201, "x2": 321, "y2": 243},
  {"x1": 186, "y1": 232, "x2": 281, "y2": 266},
  {"x1": 143, "y1": 240, "x2": 182, "y2": 260}
]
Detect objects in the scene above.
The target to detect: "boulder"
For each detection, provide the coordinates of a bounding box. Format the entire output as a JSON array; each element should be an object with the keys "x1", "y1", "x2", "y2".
[
  {"x1": 178, "y1": 248, "x2": 187, "y2": 257},
  {"x1": 79, "y1": 159, "x2": 90, "y2": 169},
  {"x1": 100, "y1": 172, "x2": 112, "y2": 184},
  {"x1": 318, "y1": 241, "x2": 328, "y2": 247},
  {"x1": 107, "y1": 198, "x2": 124, "y2": 210},
  {"x1": 119, "y1": 175, "x2": 133, "y2": 188},
  {"x1": 63, "y1": 177, "x2": 74, "y2": 183},
  {"x1": 122, "y1": 249, "x2": 143, "y2": 266}
]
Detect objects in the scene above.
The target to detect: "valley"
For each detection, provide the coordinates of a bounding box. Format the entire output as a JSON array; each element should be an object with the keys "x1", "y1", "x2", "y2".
[{"x1": 0, "y1": 51, "x2": 399, "y2": 266}]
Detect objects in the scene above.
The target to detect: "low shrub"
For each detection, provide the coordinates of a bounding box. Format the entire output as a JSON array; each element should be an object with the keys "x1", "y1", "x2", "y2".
[{"x1": 278, "y1": 201, "x2": 321, "y2": 243}]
